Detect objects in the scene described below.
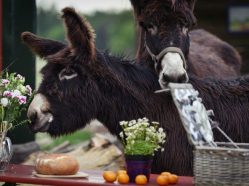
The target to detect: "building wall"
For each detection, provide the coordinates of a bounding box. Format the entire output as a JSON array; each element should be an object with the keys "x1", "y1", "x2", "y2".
[{"x1": 194, "y1": 0, "x2": 249, "y2": 73}]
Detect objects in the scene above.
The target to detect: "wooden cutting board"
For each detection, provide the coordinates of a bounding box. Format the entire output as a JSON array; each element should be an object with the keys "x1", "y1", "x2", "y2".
[{"x1": 33, "y1": 171, "x2": 89, "y2": 179}]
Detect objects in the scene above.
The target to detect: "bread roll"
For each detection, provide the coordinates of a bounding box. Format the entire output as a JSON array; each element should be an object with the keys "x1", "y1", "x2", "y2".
[{"x1": 35, "y1": 153, "x2": 79, "y2": 175}]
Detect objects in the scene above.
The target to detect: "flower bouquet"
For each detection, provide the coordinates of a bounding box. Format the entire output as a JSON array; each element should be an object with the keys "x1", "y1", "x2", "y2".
[
  {"x1": 0, "y1": 72, "x2": 33, "y2": 171},
  {"x1": 119, "y1": 117, "x2": 166, "y2": 182},
  {"x1": 0, "y1": 72, "x2": 33, "y2": 134}
]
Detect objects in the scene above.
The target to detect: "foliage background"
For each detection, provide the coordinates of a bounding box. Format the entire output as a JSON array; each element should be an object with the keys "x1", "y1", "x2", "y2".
[{"x1": 37, "y1": 7, "x2": 136, "y2": 58}]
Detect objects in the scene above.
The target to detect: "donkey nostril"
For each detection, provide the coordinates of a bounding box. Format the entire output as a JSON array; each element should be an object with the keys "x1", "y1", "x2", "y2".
[
  {"x1": 162, "y1": 74, "x2": 171, "y2": 82},
  {"x1": 162, "y1": 73, "x2": 188, "y2": 83},
  {"x1": 177, "y1": 74, "x2": 188, "y2": 83}
]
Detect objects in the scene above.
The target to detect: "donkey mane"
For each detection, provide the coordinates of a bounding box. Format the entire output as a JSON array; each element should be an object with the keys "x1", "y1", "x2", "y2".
[{"x1": 94, "y1": 52, "x2": 160, "y2": 105}]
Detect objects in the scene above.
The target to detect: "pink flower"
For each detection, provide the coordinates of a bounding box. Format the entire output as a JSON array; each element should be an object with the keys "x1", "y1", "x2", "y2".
[
  {"x1": 17, "y1": 95, "x2": 27, "y2": 105},
  {"x1": 25, "y1": 85, "x2": 32, "y2": 96},
  {"x1": 3, "y1": 91, "x2": 13, "y2": 97},
  {"x1": 1, "y1": 79, "x2": 10, "y2": 85}
]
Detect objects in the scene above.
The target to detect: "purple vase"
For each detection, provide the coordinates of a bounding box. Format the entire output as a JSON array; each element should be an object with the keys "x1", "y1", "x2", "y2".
[{"x1": 125, "y1": 155, "x2": 153, "y2": 183}]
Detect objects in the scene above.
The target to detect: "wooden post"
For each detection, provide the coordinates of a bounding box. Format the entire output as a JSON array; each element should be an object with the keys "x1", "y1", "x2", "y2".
[
  {"x1": 0, "y1": 0, "x2": 2, "y2": 71},
  {"x1": 3, "y1": 0, "x2": 36, "y2": 144}
]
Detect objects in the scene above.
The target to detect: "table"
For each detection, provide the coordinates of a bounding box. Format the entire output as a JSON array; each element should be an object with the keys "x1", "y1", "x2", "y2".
[{"x1": 0, "y1": 164, "x2": 193, "y2": 186}]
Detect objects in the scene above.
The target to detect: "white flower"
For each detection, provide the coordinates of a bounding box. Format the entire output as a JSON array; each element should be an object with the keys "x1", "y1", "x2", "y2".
[
  {"x1": 16, "y1": 74, "x2": 25, "y2": 83},
  {"x1": 159, "y1": 128, "x2": 164, "y2": 133},
  {"x1": 12, "y1": 90, "x2": 21, "y2": 97},
  {"x1": 119, "y1": 132, "x2": 124, "y2": 138},
  {"x1": 130, "y1": 120, "x2": 137, "y2": 124},
  {"x1": 120, "y1": 121, "x2": 127, "y2": 126},
  {"x1": 1, "y1": 98, "x2": 9, "y2": 107},
  {"x1": 152, "y1": 121, "x2": 159, "y2": 125},
  {"x1": 142, "y1": 117, "x2": 149, "y2": 122},
  {"x1": 150, "y1": 126, "x2": 156, "y2": 132}
]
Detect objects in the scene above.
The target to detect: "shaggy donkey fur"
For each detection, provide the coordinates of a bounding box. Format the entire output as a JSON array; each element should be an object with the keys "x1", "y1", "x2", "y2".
[{"x1": 22, "y1": 8, "x2": 249, "y2": 176}]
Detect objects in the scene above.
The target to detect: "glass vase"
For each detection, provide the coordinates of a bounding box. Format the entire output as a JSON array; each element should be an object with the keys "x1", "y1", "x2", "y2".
[
  {"x1": 125, "y1": 155, "x2": 153, "y2": 183},
  {"x1": 0, "y1": 132, "x2": 13, "y2": 172}
]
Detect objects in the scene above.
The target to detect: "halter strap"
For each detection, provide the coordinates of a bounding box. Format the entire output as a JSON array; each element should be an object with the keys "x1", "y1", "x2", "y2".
[{"x1": 144, "y1": 40, "x2": 187, "y2": 69}]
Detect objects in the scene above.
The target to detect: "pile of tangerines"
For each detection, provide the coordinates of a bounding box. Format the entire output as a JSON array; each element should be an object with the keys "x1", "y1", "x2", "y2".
[{"x1": 103, "y1": 170, "x2": 178, "y2": 185}]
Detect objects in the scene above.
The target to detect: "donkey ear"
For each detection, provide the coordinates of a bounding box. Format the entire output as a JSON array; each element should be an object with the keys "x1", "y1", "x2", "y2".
[
  {"x1": 187, "y1": 0, "x2": 196, "y2": 11},
  {"x1": 62, "y1": 7, "x2": 96, "y2": 60},
  {"x1": 21, "y1": 32, "x2": 66, "y2": 58},
  {"x1": 130, "y1": 0, "x2": 147, "y2": 15}
]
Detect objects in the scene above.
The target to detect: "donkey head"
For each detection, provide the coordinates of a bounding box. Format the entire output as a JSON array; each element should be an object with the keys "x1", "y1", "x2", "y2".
[
  {"x1": 131, "y1": 0, "x2": 196, "y2": 88},
  {"x1": 22, "y1": 8, "x2": 99, "y2": 136}
]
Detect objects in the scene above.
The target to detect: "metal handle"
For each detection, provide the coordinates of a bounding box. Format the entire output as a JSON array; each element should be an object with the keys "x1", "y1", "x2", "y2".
[{"x1": 4, "y1": 137, "x2": 13, "y2": 160}]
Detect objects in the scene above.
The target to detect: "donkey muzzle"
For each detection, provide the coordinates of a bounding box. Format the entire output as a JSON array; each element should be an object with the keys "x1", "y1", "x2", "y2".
[
  {"x1": 27, "y1": 93, "x2": 53, "y2": 132},
  {"x1": 158, "y1": 52, "x2": 189, "y2": 88}
]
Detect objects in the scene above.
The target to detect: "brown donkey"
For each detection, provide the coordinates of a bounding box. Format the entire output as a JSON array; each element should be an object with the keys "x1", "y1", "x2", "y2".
[
  {"x1": 130, "y1": 0, "x2": 242, "y2": 88},
  {"x1": 22, "y1": 8, "x2": 249, "y2": 176}
]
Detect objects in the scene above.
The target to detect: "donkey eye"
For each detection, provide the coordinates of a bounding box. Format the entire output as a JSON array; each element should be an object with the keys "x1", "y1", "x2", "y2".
[
  {"x1": 58, "y1": 68, "x2": 78, "y2": 81},
  {"x1": 147, "y1": 23, "x2": 154, "y2": 29},
  {"x1": 139, "y1": 22, "x2": 157, "y2": 35},
  {"x1": 143, "y1": 23, "x2": 157, "y2": 35},
  {"x1": 139, "y1": 21, "x2": 146, "y2": 29}
]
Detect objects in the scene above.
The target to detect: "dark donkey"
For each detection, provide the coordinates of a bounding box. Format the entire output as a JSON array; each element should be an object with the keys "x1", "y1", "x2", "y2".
[
  {"x1": 130, "y1": 0, "x2": 242, "y2": 88},
  {"x1": 23, "y1": 8, "x2": 249, "y2": 176}
]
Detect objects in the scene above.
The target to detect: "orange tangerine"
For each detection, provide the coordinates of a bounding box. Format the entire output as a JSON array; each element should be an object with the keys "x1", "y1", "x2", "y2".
[
  {"x1": 161, "y1": 172, "x2": 171, "y2": 177},
  {"x1": 117, "y1": 170, "x2": 127, "y2": 176},
  {"x1": 156, "y1": 175, "x2": 169, "y2": 186},
  {"x1": 102, "y1": 171, "x2": 117, "y2": 183},
  {"x1": 117, "y1": 173, "x2": 130, "y2": 184},
  {"x1": 168, "y1": 174, "x2": 178, "y2": 184},
  {"x1": 135, "y1": 175, "x2": 148, "y2": 185}
]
